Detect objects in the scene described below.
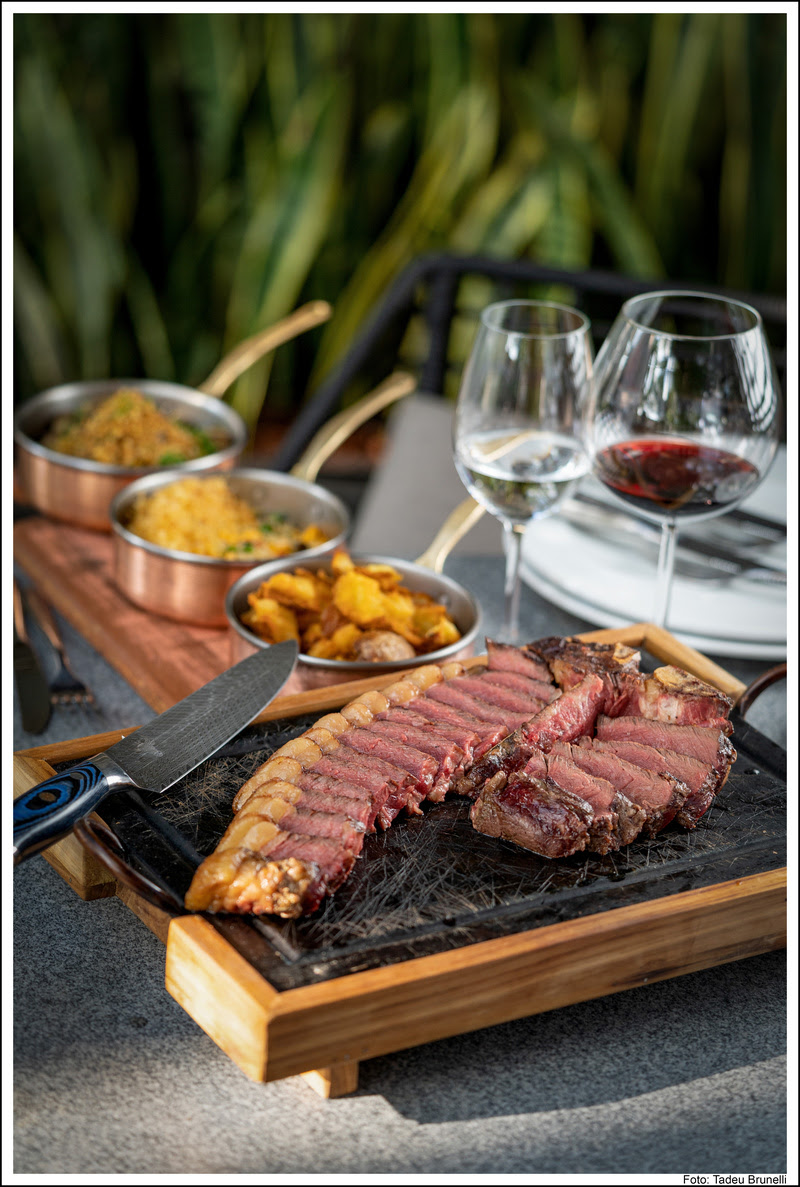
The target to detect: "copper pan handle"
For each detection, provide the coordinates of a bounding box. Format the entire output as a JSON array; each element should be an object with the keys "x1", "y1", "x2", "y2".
[
  {"x1": 73, "y1": 814, "x2": 185, "y2": 914},
  {"x1": 289, "y1": 371, "x2": 417, "y2": 483},
  {"x1": 198, "y1": 301, "x2": 333, "y2": 398},
  {"x1": 415, "y1": 497, "x2": 486, "y2": 574}
]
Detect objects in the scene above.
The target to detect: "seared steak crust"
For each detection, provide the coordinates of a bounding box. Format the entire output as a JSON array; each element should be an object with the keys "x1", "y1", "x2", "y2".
[{"x1": 471, "y1": 772, "x2": 594, "y2": 859}]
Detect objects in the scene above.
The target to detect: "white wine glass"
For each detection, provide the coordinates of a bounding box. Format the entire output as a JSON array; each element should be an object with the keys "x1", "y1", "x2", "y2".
[
  {"x1": 584, "y1": 290, "x2": 781, "y2": 628},
  {"x1": 453, "y1": 299, "x2": 593, "y2": 642}
]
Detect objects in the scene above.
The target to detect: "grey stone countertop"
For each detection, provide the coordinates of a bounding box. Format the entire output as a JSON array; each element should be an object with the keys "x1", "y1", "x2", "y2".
[{"x1": 13, "y1": 558, "x2": 787, "y2": 1176}]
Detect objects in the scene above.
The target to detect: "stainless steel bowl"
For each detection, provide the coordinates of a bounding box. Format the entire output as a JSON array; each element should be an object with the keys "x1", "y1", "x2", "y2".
[
  {"x1": 14, "y1": 379, "x2": 248, "y2": 532},
  {"x1": 226, "y1": 552, "x2": 481, "y2": 695},
  {"x1": 111, "y1": 468, "x2": 351, "y2": 628}
]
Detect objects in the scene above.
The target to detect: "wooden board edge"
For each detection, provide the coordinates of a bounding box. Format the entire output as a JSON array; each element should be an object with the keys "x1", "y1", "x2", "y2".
[
  {"x1": 165, "y1": 915, "x2": 280, "y2": 1082},
  {"x1": 13, "y1": 755, "x2": 117, "y2": 900},
  {"x1": 642, "y1": 624, "x2": 748, "y2": 703},
  {"x1": 258, "y1": 867, "x2": 786, "y2": 1081},
  {"x1": 162, "y1": 869, "x2": 784, "y2": 1087}
]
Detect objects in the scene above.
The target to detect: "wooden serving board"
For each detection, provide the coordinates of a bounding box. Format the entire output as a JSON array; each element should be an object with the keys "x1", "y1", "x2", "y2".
[
  {"x1": 14, "y1": 516, "x2": 230, "y2": 713},
  {"x1": 14, "y1": 625, "x2": 784, "y2": 1098}
]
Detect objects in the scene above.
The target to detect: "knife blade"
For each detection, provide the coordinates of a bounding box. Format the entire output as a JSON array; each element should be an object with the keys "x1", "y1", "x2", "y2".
[
  {"x1": 13, "y1": 638, "x2": 298, "y2": 864},
  {"x1": 13, "y1": 582, "x2": 52, "y2": 735},
  {"x1": 566, "y1": 495, "x2": 786, "y2": 585}
]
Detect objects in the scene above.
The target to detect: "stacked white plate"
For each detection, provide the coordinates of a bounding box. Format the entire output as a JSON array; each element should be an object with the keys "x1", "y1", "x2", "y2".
[{"x1": 521, "y1": 449, "x2": 787, "y2": 659}]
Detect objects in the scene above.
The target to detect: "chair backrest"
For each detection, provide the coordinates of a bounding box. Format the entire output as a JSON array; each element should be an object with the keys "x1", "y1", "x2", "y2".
[{"x1": 271, "y1": 253, "x2": 787, "y2": 471}]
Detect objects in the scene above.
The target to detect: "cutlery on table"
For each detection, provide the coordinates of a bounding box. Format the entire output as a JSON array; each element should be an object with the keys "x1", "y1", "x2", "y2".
[
  {"x1": 565, "y1": 494, "x2": 786, "y2": 586},
  {"x1": 25, "y1": 588, "x2": 97, "y2": 708},
  {"x1": 13, "y1": 639, "x2": 298, "y2": 865},
  {"x1": 13, "y1": 581, "x2": 52, "y2": 735}
]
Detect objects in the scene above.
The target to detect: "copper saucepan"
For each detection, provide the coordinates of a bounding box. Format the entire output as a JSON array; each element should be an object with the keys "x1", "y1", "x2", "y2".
[
  {"x1": 225, "y1": 498, "x2": 486, "y2": 695},
  {"x1": 110, "y1": 468, "x2": 351, "y2": 628},
  {"x1": 108, "y1": 371, "x2": 419, "y2": 628},
  {"x1": 13, "y1": 301, "x2": 332, "y2": 532}
]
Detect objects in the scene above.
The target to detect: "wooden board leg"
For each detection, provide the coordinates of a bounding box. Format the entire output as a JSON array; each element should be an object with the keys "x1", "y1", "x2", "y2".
[{"x1": 301, "y1": 1062, "x2": 359, "y2": 1098}]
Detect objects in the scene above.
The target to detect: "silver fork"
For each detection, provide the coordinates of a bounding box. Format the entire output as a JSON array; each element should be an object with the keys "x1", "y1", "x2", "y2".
[{"x1": 25, "y1": 589, "x2": 96, "y2": 709}]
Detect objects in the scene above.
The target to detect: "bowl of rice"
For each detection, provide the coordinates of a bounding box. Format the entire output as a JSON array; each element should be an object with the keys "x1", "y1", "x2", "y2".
[
  {"x1": 14, "y1": 379, "x2": 248, "y2": 532},
  {"x1": 110, "y1": 468, "x2": 350, "y2": 627}
]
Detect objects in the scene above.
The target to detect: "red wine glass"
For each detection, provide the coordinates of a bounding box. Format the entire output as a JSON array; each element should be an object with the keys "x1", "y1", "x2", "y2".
[{"x1": 585, "y1": 291, "x2": 780, "y2": 628}]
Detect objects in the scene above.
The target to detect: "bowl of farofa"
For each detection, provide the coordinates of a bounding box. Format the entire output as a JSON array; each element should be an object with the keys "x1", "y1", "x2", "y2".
[
  {"x1": 110, "y1": 469, "x2": 350, "y2": 627},
  {"x1": 225, "y1": 546, "x2": 481, "y2": 695},
  {"x1": 14, "y1": 379, "x2": 248, "y2": 532}
]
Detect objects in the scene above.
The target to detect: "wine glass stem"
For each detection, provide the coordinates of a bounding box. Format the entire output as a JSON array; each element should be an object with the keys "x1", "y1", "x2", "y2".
[
  {"x1": 652, "y1": 520, "x2": 678, "y2": 629},
  {"x1": 502, "y1": 522, "x2": 525, "y2": 642}
]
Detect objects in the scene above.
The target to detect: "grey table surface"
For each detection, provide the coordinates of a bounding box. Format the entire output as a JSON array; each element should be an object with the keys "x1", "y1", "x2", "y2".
[{"x1": 12, "y1": 552, "x2": 788, "y2": 1177}]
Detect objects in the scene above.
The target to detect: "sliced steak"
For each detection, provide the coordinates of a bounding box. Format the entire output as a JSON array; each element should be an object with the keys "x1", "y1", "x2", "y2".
[
  {"x1": 552, "y1": 739, "x2": 689, "y2": 835},
  {"x1": 524, "y1": 750, "x2": 645, "y2": 851},
  {"x1": 377, "y1": 706, "x2": 480, "y2": 769},
  {"x1": 274, "y1": 806, "x2": 366, "y2": 848},
  {"x1": 529, "y1": 636, "x2": 641, "y2": 715},
  {"x1": 425, "y1": 681, "x2": 532, "y2": 728},
  {"x1": 338, "y1": 727, "x2": 438, "y2": 799},
  {"x1": 296, "y1": 770, "x2": 380, "y2": 830},
  {"x1": 455, "y1": 674, "x2": 605, "y2": 799},
  {"x1": 587, "y1": 738, "x2": 719, "y2": 827},
  {"x1": 487, "y1": 638, "x2": 554, "y2": 684},
  {"x1": 479, "y1": 669, "x2": 559, "y2": 702},
  {"x1": 313, "y1": 751, "x2": 416, "y2": 828},
  {"x1": 362, "y1": 718, "x2": 463, "y2": 802},
  {"x1": 401, "y1": 695, "x2": 508, "y2": 759},
  {"x1": 471, "y1": 770, "x2": 593, "y2": 859},
  {"x1": 446, "y1": 674, "x2": 549, "y2": 716},
  {"x1": 262, "y1": 832, "x2": 357, "y2": 906},
  {"x1": 623, "y1": 666, "x2": 733, "y2": 733},
  {"x1": 594, "y1": 715, "x2": 736, "y2": 813}
]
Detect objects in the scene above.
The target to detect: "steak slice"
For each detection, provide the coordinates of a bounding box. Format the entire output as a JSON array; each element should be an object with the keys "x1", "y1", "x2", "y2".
[
  {"x1": 296, "y1": 770, "x2": 380, "y2": 831},
  {"x1": 524, "y1": 750, "x2": 645, "y2": 851},
  {"x1": 552, "y1": 739, "x2": 689, "y2": 835},
  {"x1": 486, "y1": 638, "x2": 554, "y2": 684},
  {"x1": 262, "y1": 832, "x2": 357, "y2": 908},
  {"x1": 529, "y1": 636, "x2": 641, "y2": 715},
  {"x1": 623, "y1": 666, "x2": 733, "y2": 733},
  {"x1": 587, "y1": 738, "x2": 719, "y2": 827},
  {"x1": 401, "y1": 695, "x2": 508, "y2": 759},
  {"x1": 455, "y1": 674, "x2": 605, "y2": 799},
  {"x1": 362, "y1": 718, "x2": 463, "y2": 802},
  {"x1": 425, "y1": 680, "x2": 532, "y2": 728},
  {"x1": 337, "y1": 727, "x2": 438, "y2": 799},
  {"x1": 471, "y1": 770, "x2": 593, "y2": 859},
  {"x1": 479, "y1": 670, "x2": 559, "y2": 703},
  {"x1": 313, "y1": 752, "x2": 416, "y2": 828},
  {"x1": 377, "y1": 706, "x2": 480, "y2": 769},
  {"x1": 594, "y1": 715, "x2": 736, "y2": 818},
  {"x1": 274, "y1": 807, "x2": 366, "y2": 847},
  {"x1": 446, "y1": 674, "x2": 549, "y2": 716}
]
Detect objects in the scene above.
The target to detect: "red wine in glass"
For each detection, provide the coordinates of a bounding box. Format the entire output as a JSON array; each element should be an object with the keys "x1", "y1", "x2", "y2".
[{"x1": 594, "y1": 438, "x2": 760, "y2": 520}]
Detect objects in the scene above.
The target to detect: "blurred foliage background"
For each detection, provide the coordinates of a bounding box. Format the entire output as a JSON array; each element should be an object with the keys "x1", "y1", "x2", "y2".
[{"x1": 13, "y1": 11, "x2": 787, "y2": 431}]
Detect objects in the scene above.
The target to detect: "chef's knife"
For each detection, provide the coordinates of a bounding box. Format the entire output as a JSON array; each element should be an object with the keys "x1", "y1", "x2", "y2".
[
  {"x1": 13, "y1": 582, "x2": 51, "y2": 735},
  {"x1": 13, "y1": 639, "x2": 298, "y2": 864}
]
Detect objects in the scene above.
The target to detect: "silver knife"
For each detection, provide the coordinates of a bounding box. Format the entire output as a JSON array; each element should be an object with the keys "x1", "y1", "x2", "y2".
[
  {"x1": 13, "y1": 639, "x2": 298, "y2": 864},
  {"x1": 13, "y1": 582, "x2": 52, "y2": 735},
  {"x1": 565, "y1": 496, "x2": 786, "y2": 586}
]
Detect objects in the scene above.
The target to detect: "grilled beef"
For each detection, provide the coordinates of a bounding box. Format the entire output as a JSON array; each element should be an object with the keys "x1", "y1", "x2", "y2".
[
  {"x1": 454, "y1": 673, "x2": 606, "y2": 800},
  {"x1": 186, "y1": 636, "x2": 739, "y2": 917},
  {"x1": 552, "y1": 739, "x2": 689, "y2": 835},
  {"x1": 524, "y1": 749, "x2": 645, "y2": 853},
  {"x1": 486, "y1": 638, "x2": 554, "y2": 684},
  {"x1": 623, "y1": 666, "x2": 733, "y2": 732},
  {"x1": 594, "y1": 715, "x2": 736, "y2": 824},
  {"x1": 471, "y1": 770, "x2": 594, "y2": 858}
]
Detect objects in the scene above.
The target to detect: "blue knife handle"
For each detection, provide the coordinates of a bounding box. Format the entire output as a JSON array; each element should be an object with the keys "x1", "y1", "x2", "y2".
[{"x1": 13, "y1": 753, "x2": 132, "y2": 865}]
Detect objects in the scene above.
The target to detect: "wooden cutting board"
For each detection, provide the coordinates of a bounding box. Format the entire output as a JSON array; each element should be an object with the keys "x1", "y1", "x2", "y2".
[
  {"x1": 14, "y1": 625, "x2": 778, "y2": 1099},
  {"x1": 14, "y1": 517, "x2": 230, "y2": 712}
]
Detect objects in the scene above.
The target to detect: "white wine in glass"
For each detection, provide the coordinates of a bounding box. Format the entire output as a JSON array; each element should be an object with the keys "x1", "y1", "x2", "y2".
[{"x1": 453, "y1": 300, "x2": 593, "y2": 642}]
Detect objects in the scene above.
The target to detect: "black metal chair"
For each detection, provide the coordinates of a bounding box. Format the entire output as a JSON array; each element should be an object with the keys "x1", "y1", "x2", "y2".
[{"x1": 270, "y1": 252, "x2": 787, "y2": 472}]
